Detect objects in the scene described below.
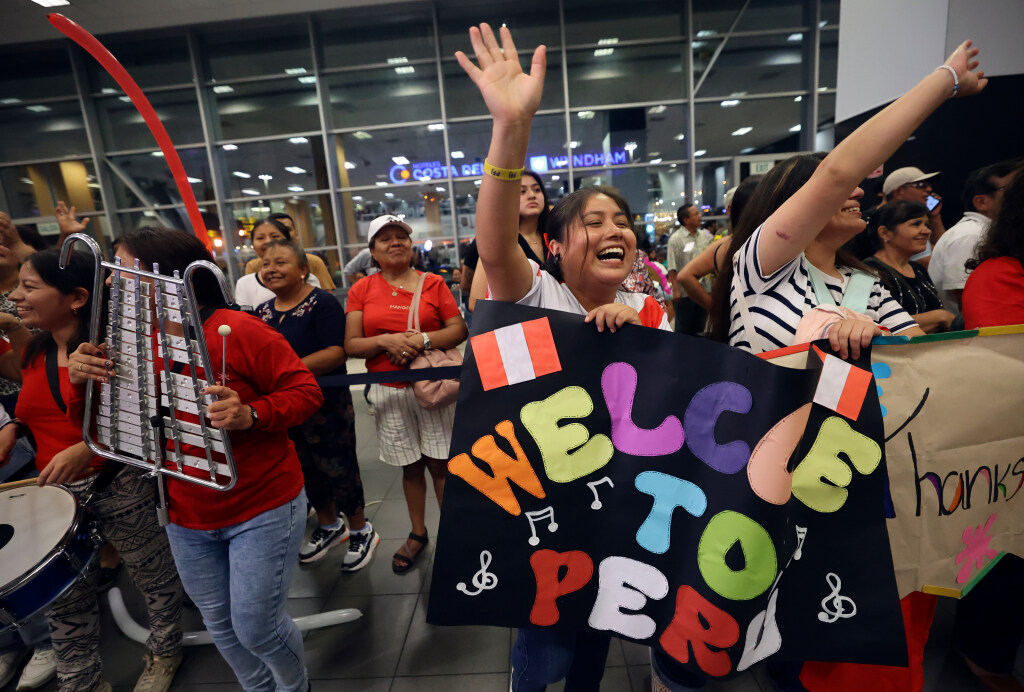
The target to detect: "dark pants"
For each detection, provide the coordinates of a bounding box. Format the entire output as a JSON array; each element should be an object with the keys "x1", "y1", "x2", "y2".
[
  {"x1": 674, "y1": 297, "x2": 706, "y2": 336},
  {"x1": 954, "y1": 553, "x2": 1024, "y2": 674},
  {"x1": 510, "y1": 628, "x2": 611, "y2": 691}
]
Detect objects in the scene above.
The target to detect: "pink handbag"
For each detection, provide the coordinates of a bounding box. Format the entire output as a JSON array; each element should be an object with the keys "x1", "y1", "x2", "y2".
[{"x1": 406, "y1": 273, "x2": 462, "y2": 410}]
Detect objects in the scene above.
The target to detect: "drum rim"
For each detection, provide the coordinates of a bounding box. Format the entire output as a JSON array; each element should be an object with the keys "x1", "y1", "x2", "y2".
[{"x1": 0, "y1": 484, "x2": 91, "y2": 598}]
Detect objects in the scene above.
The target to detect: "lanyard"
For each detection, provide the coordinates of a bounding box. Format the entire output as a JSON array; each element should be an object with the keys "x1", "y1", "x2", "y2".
[{"x1": 807, "y1": 265, "x2": 874, "y2": 314}]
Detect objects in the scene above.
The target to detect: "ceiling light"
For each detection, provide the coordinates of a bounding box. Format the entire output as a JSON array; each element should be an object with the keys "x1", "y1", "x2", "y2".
[
  {"x1": 392, "y1": 156, "x2": 410, "y2": 165},
  {"x1": 31, "y1": 0, "x2": 70, "y2": 6},
  {"x1": 450, "y1": 151, "x2": 465, "y2": 159},
  {"x1": 648, "y1": 105, "x2": 666, "y2": 114},
  {"x1": 288, "y1": 136, "x2": 309, "y2": 144},
  {"x1": 375, "y1": 181, "x2": 389, "y2": 186},
  {"x1": 353, "y1": 131, "x2": 372, "y2": 140},
  {"x1": 732, "y1": 126, "x2": 753, "y2": 136},
  {"x1": 674, "y1": 133, "x2": 685, "y2": 141},
  {"x1": 232, "y1": 171, "x2": 251, "y2": 178},
  {"x1": 568, "y1": 141, "x2": 580, "y2": 149},
  {"x1": 212, "y1": 85, "x2": 234, "y2": 94},
  {"x1": 597, "y1": 37, "x2": 619, "y2": 45},
  {"x1": 19, "y1": 178, "x2": 33, "y2": 185},
  {"x1": 789, "y1": 124, "x2": 801, "y2": 132},
  {"x1": 150, "y1": 151, "x2": 165, "y2": 157},
  {"x1": 435, "y1": 186, "x2": 446, "y2": 192},
  {"x1": 818, "y1": 86, "x2": 829, "y2": 92},
  {"x1": 241, "y1": 189, "x2": 260, "y2": 195},
  {"x1": 594, "y1": 48, "x2": 614, "y2": 57},
  {"x1": 352, "y1": 195, "x2": 363, "y2": 201},
  {"x1": 670, "y1": 164, "x2": 677, "y2": 168},
  {"x1": 794, "y1": 95, "x2": 803, "y2": 102},
  {"x1": 297, "y1": 76, "x2": 317, "y2": 84},
  {"x1": 344, "y1": 161, "x2": 357, "y2": 169},
  {"x1": 395, "y1": 66, "x2": 416, "y2": 74},
  {"x1": 187, "y1": 177, "x2": 202, "y2": 183},
  {"x1": 693, "y1": 41, "x2": 707, "y2": 49},
  {"x1": 285, "y1": 67, "x2": 307, "y2": 74},
  {"x1": 288, "y1": 185, "x2": 305, "y2": 192},
  {"x1": 696, "y1": 30, "x2": 716, "y2": 38},
  {"x1": 100, "y1": 88, "x2": 117, "y2": 95},
  {"x1": 720, "y1": 99, "x2": 741, "y2": 107},
  {"x1": 474, "y1": 180, "x2": 481, "y2": 186},
  {"x1": 694, "y1": 149, "x2": 707, "y2": 157},
  {"x1": 385, "y1": 192, "x2": 395, "y2": 198},
  {"x1": 258, "y1": 174, "x2": 273, "y2": 181},
  {"x1": 26, "y1": 105, "x2": 51, "y2": 113},
  {"x1": 387, "y1": 57, "x2": 409, "y2": 65},
  {"x1": 222, "y1": 144, "x2": 238, "y2": 151},
  {"x1": 623, "y1": 141, "x2": 637, "y2": 152},
  {"x1": 740, "y1": 147, "x2": 755, "y2": 154},
  {"x1": 0, "y1": 98, "x2": 22, "y2": 105},
  {"x1": 118, "y1": 96, "x2": 132, "y2": 102},
  {"x1": 551, "y1": 175, "x2": 560, "y2": 181},
  {"x1": 427, "y1": 123, "x2": 445, "y2": 131},
  {"x1": 787, "y1": 33, "x2": 803, "y2": 42},
  {"x1": 650, "y1": 158, "x2": 663, "y2": 164},
  {"x1": 285, "y1": 166, "x2": 306, "y2": 174},
  {"x1": 577, "y1": 110, "x2": 595, "y2": 119}
]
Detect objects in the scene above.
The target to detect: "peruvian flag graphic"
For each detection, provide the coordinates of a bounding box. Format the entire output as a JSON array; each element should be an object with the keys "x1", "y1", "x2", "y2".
[{"x1": 470, "y1": 317, "x2": 562, "y2": 391}]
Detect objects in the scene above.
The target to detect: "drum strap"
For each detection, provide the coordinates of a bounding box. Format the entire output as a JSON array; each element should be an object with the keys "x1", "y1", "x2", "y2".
[{"x1": 45, "y1": 341, "x2": 67, "y2": 415}]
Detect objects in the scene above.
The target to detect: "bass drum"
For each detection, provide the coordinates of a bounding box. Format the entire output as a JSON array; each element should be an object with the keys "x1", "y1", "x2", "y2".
[{"x1": 0, "y1": 484, "x2": 99, "y2": 632}]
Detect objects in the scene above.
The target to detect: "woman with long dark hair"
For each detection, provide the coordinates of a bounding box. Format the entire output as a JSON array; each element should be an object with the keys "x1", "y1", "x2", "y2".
[
  {"x1": 69, "y1": 228, "x2": 322, "y2": 691},
  {"x1": 468, "y1": 169, "x2": 550, "y2": 311},
  {"x1": 963, "y1": 170, "x2": 1024, "y2": 328},
  {"x1": 10, "y1": 249, "x2": 184, "y2": 692}
]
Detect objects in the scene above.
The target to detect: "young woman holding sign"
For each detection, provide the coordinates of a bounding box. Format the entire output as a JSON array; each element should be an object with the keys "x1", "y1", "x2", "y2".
[{"x1": 456, "y1": 22, "x2": 671, "y2": 692}]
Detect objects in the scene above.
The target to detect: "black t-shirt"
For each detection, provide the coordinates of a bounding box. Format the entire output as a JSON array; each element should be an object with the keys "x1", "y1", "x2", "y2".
[
  {"x1": 463, "y1": 235, "x2": 546, "y2": 271},
  {"x1": 863, "y1": 257, "x2": 943, "y2": 316}
]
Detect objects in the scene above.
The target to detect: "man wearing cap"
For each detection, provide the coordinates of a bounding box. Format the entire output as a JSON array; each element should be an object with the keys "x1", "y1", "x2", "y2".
[
  {"x1": 928, "y1": 160, "x2": 1020, "y2": 313},
  {"x1": 882, "y1": 166, "x2": 946, "y2": 245}
]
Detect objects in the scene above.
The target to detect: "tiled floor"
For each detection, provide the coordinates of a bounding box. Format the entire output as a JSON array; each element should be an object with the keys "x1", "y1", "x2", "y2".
[{"x1": 5, "y1": 393, "x2": 1022, "y2": 691}]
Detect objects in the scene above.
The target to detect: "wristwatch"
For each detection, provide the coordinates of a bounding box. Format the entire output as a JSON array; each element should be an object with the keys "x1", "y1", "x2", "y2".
[
  {"x1": 422, "y1": 332, "x2": 433, "y2": 351},
  {"x1": 248, "y1": 405, "x2": 259, "y2": 430}
]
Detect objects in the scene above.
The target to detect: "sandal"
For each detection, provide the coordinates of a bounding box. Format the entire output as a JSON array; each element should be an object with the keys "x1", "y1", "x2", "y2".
[{"x1": 392, "y1": 532, "x2": 429, "y2": 574}]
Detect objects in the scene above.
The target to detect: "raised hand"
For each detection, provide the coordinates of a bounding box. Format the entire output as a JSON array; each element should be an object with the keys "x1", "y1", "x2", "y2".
[
  {"x1": 455, "y1": 23, "x2": 546, "y2": 126},
  {"x1": 943, "y1": 40, "x2": 987, "y2": 97},
  {"x1": 55, "y1": 200, "x2": 91, "y2": 235}
]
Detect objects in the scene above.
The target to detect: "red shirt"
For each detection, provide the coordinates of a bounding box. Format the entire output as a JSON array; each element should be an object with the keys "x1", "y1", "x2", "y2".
[
  {"x1": 69, "y1": 308, "x2": 323, "y2": 530},
  {"x1": 345, "y1": 272, "x2": 461, "y2": 387},
  {"x1": 963, "y1": 257, "x2": 1024, "y2": 329},
  {"x1": 18, "y1": 349, "x2": 106, "y2": 478}
]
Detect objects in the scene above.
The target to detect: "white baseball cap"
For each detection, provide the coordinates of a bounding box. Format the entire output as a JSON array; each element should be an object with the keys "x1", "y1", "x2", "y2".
[
  {"x1": 882, "y1": 167, "x2": 940, "y2": 196},
  {"x1": 367, "y1": 214, "x2": 413, "y2": 243}
]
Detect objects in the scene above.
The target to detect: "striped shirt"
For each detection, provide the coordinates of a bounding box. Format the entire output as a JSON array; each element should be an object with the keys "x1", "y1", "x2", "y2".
[{"x1": 728, "y1": 225, "x2": 918, "y2": 352}]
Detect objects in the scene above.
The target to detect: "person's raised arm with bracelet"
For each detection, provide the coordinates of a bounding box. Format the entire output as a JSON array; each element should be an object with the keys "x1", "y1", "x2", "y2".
[
  {"x1": 756, "y1": 41, "x2": 987, "y2": 277},
  {"x1": 455, "y1": 24, "x2": 546, "y2": 304}
]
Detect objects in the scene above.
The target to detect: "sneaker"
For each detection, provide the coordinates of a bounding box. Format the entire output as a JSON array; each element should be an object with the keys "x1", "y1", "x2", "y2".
[
  {"x1": 341, "y1": 523, "x2": 379, "y2": 572},
  {"x1": 1, "y1": 650, "x2": 25, "y2": 688},
  {"x1": 133, "y1": 652, "x2": 182, "y2": 692},
  {"x1": 299, "y1": 523, "x2": 349, "y2": 563},
  {"x1": 15, "y1": 647, "x2": 56, "y2": 690}
]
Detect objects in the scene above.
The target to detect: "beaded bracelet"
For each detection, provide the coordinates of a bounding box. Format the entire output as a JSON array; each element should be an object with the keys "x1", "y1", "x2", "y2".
[
  {"x1": 934, "y1": 65, "x2": 959, "y2": 97},
  {"x1": 484, "y1": 160, "x2": 524, "y2": 181}
]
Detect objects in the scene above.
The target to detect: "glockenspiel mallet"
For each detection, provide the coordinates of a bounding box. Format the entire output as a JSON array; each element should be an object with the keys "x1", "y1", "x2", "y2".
[{"x1": 218, "y1": 324, "x2": 231, "y2": 385}]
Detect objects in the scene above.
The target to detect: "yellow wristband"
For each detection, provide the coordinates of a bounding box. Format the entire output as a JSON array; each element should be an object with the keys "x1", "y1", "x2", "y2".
[{"x1": 484, "y1": 160, "x2": 524, "y2": 181}]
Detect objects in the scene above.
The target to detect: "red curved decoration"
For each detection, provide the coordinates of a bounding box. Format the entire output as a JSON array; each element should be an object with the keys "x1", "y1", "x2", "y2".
[{"x1": 48, "y1": 13, "x2": 212, "y2": 251}]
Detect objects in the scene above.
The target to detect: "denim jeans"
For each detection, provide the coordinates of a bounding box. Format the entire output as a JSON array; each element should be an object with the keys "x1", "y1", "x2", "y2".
[
  {"x1": 165, "y1": 490, "x2": 307, "y2": 692},
  {"x1": 511, "y1": 628, "x2": 612, "y2": 692}
]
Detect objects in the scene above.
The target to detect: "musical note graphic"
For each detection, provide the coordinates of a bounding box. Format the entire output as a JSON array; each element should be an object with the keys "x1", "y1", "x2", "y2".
[
  {"x1": 794, "y1": 525, "x2": 807, "y2": 560},
  {"x1": 817, "y1": 572, "x2": 857, "y2": 623},
  {"x1": 586, "y1": 476, "x2": 615, "y2": 510},
  {"x1": 456, "y1": 550, "x2": 499, "y2": 596},
  {"x1": 525, "y1": 506, "x2": 559, "y2": 546}
]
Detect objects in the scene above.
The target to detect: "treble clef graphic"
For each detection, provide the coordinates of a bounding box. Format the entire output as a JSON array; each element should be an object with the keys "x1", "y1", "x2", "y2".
[
  {"x1": 817, "y1": 572, "x2": 857, "y2": 623},
  {"x1": 456, "y1": 550, "x2": 499, "y2": 597}
]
